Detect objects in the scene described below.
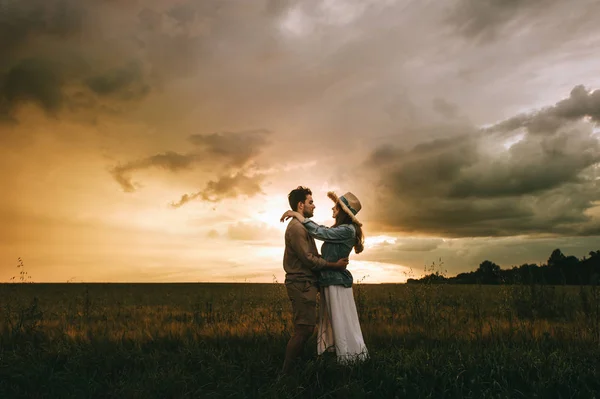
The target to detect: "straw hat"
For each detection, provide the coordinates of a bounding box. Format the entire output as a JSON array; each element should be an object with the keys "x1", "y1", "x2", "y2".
[{"x1": 327, "y1": 191, "x2": 362, "y2": 226}]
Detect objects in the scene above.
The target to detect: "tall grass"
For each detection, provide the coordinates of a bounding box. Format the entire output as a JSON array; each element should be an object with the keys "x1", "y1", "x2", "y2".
[{"x1": 1, "y1": 282, "x2": 600, "y2": 398}]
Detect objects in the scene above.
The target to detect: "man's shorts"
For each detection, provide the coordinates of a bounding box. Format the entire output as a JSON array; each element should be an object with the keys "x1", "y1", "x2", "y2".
[{"x1": 285, "y1": 279, "x2": 318, "y2": 326}]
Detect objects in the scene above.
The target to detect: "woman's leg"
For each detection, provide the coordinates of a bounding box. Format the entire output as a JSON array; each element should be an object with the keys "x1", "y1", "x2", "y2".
[
  {"x1": 317, "y1": 286, "x2": 335, "y2": 355},
  {"x1": 328, "y1": 285, "x2": 368, "y2": 363}
]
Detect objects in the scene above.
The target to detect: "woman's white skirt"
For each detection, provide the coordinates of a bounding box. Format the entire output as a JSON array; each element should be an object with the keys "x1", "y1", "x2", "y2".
[{"x1": 317, "y1": 285, "x2": 369, "y2": 364}]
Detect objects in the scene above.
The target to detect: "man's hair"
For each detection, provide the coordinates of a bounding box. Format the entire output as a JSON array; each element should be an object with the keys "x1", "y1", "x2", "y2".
[{"x1": 288, "y1": 186, "x2": 312, "y2": 211}]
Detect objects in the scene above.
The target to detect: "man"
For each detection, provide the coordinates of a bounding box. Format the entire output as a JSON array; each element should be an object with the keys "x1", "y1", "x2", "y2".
[{"x1": 282, "y1": 186, "x2": 348, "y2": 374}]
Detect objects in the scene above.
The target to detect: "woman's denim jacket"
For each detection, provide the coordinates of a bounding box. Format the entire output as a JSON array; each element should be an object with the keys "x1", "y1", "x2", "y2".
[{"x1": 301, "y1": 219, "x2": 356, "y2": 288}]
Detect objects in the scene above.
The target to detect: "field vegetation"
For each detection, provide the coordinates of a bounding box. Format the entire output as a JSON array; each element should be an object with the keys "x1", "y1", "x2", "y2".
[{"x1": 2, "y1": 273, "x2": 600, "y2": 398}]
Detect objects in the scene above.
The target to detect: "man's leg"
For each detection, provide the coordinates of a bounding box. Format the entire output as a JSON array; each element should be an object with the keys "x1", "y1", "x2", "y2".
[
  {"x1": 282, "y1": 280, "x2": 318, "y2": 374},
  {"x1": 282, "y1": 324, "x2": 314, "y2": 374}
]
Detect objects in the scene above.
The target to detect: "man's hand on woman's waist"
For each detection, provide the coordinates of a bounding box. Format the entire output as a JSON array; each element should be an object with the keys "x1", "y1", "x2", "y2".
[{"x1": 326, "y1": 257, "x2": 348, "y2": 270}]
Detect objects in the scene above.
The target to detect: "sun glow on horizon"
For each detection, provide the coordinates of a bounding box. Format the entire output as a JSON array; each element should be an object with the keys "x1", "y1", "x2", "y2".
[{"x1": 349, "y1": 260, "x2": 417, "y2": 284}]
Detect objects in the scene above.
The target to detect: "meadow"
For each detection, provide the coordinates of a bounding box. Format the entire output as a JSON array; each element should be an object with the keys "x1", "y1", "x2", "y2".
[{"x1": 1, "y1": 281, "x2": 600, "y2": 398}]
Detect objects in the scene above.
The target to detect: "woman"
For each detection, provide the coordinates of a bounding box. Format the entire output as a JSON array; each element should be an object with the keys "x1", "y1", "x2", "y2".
[{"x1": 281, "y1": 191, "x2": 368, "y2": 364}]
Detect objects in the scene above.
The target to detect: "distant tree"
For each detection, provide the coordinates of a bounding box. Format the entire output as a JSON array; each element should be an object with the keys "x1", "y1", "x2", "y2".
[
  {"x1": 453, "y1": 271, "x2": 476, "y2": 284},
  {"x1": 476, "y1": 260, "x2": 501, "y2": 284},
  {"x1": 478, "y1": 260, "x2": 501, "y2": 275},
  {"x1": 547, "y1": 248, "x2": 566, "y2": 268},
  {"x1": 406, "y1": 273, "x2": 448, "y2": 284},
  {"x1": 579, "y1": 250, "x2": 600, "y2": 284},
  {"x1": 546, "y1": 248, "x2": 581, "y2": 284},
  {"x1": 407, "y1": 248, "x2": 600, "y2": 285},
  {"x1": 515, "y1": 263, "x2": 543, "y2": 284}
]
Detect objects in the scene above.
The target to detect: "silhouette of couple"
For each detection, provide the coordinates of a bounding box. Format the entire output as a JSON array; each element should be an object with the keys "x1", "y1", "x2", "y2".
[{"x1": 280, "y1": 186, "x2": 368, "y2": 374}]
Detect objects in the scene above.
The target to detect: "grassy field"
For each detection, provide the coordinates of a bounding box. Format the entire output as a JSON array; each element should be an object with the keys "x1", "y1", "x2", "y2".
[{"x1": 1, "y1": 282, "x2": 600, "y2": 398}]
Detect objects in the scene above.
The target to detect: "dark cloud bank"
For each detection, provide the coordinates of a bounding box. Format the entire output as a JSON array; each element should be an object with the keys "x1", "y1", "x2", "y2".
[{"x1": 365, "y1": 85, "x2": 600, "y2": 238}]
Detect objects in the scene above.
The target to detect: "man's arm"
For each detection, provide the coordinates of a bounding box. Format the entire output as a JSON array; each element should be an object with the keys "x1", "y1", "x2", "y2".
[{"x1": 288, "y1": 224, "x2": 348, "y2": 271}]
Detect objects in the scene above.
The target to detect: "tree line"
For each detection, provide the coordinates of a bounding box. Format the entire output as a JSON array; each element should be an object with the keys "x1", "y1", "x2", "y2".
[{"x1": 406, "y1": 249, "x2": 600, "y2": 285}]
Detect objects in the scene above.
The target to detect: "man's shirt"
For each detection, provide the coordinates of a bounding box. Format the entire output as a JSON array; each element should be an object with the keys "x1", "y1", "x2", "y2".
[{"x1": 283, "y1": 218, "x2": 328, "y2": 282}]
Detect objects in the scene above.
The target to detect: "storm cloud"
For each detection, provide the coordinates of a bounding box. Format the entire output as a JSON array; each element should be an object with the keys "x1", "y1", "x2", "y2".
[
  {"x1": 490, "y1": 85, "x2": 600, "y2": 135},
  {"x1": 187, "y1": 129, "x2": 271, "y2": 168},
  {"x1": 171, "y1": 172, "x2": 266, "y2": 207},
  {"x1": 364, "y1": 85, "x2": 600, "y2": 237},
  {"x1": 110, "y1": 151, "x2": 198, "y2": 193},
  {"x1": 111, "y1": 128, "x2": 271, "y2": 206}
]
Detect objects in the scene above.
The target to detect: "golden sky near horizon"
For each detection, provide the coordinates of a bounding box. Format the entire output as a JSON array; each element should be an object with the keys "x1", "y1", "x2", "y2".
[{"x1": 1, "y1": 0, "x2": 600, "y2": 283}]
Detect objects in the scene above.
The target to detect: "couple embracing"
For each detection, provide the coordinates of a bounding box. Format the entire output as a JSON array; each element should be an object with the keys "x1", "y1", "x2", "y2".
[{"x1": 280, "y1": 186, "x2": 368, "y2": 374}]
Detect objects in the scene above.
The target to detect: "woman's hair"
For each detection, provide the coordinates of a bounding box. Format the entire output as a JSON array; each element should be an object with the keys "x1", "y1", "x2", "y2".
[{"x1": 333, "y1": 203, "x2": 364, "y2": 254}]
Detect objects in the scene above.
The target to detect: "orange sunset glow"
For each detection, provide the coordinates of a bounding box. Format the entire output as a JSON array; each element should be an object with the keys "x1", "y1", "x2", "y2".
[{"x1": 2, "y1": 0, "x2": 600, "y2": 283}]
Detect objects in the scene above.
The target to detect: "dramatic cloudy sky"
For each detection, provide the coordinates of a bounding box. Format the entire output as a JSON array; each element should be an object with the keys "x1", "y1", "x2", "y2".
[{"x1": 2, "y1": 0, "x2": 600, "y2": 282}]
